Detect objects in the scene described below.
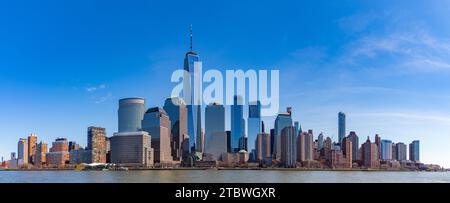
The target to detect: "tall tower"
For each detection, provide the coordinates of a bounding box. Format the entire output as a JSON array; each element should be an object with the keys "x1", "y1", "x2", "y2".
[
  {"x1": 231, "y1": 95, "x2": 245, "y2": 152},
  {"x1": 274, "y1": 107, "x2": 293, "y2": 160},
  {"x1": 163, "y1": 97, "x2": 188, "y2": 161},
  {"x1": 347, "y1": 131, "x2": 359, "y2": 161},
  {"x1": 87, "y1": 126, "x2": 107, "y2": 163},
  {"x1": 184, "y1": 26, "x2": 203, "y2": 153},
  {"x1": 338, "y1": 112, "x2": 346, "y2": 145},
  {"x1": 204, "y1": 102, "x2": 226, "y2": 160},
  {"x1": 27, "y1": 133, "x2": 37, "y2": 164},
  {"x1": 142, "y1": 107, "x2": 173, "y2": 164},
  {"x1": 118, "y1": 98, "x2": 146, "y2": 133},
  {"x1": 247, "y1": 100, "x2": 261, "y2": 156},
  {"x1": 17, "y1": 138, "x2": 28, "y2": 164},
  {"x1": 409, "y1": 140, "x2": 420, "y2": 162}
]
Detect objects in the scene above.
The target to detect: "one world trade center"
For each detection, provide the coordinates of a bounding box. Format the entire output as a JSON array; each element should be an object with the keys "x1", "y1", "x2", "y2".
[{"x1": 183, "y1": 26, "x2": 203, "y2": 154}]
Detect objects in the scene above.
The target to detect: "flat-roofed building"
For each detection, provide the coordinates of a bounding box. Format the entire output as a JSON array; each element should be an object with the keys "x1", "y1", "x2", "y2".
[{"x1": 110, "y1": 131, "x2": 153, "y2": 168}]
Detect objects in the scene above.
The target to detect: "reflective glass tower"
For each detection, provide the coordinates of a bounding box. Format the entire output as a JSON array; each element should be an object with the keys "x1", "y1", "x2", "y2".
[
  {"x1": 380, "y1": 139, "x2": 393, "y2": 161},
  {"x1": 231, "y1": 95, "x2": 245, "y2": 152},
  {"x1": 274, "y1": 107, "x2": 293, "y2": 160},
  {"x1": 247, "y1": 101, "x2": 261, "y2": 157},
  {"x1": 118, "y1": 98, "x2": 146, "y2": 133},
  {"x1": 317, "y1": 132, "x2": 324, "y2": 150},
  {"x1": 409, "y1": 140, "x2": 420, "y2": 161},
  {"x1": 163, "y1": 97, "x2": 188, "y2": 161},
  {"x1": 338, "y1": 112, "x2": 346, "y2": 145},
  {"x1": 183, "y1": 26, "x2": 202, "y2": 153}
]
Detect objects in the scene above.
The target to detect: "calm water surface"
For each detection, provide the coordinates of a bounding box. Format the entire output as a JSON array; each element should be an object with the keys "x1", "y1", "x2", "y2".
[{"x1": 0, "y1": 170, "x2": 449, "y2": 183}]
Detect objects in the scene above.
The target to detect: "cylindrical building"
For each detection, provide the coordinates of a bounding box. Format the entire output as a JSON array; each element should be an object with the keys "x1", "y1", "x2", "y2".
[{"x1": 118, "y1": 98, "x2": 146, "y2": 133}]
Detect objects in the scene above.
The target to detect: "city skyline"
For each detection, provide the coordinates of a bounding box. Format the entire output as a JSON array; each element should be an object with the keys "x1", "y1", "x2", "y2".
[
  {"x1": 1, "y1": 0, "x2": 450, "y2": 167},
  {"x1": 3, "y1": 95, "x2": 426, "y2": 170}
]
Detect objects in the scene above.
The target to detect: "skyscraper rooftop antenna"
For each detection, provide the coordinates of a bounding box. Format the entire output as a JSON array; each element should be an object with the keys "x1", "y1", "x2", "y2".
[{"x1": 190, "y1": 24, "x2": 193, "y2": 52}]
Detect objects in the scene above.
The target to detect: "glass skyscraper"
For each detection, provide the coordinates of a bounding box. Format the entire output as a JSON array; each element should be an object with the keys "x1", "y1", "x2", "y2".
[
  {"x1": 380, "y1": 139, "x2": 393, "y2": 161},
  {"x1": 163, "y1": 97, "x2": 188, "y2": 161},
  {"x1": 205, "y1": 102, "x2": 225, "y2": 157},
  {"x1": 409, "y1": 140, "x2": 420, "y2": 161},
  {"x1": 396, "y1": 142, "x2": 407, "y2": 161},
  {"x1": 17, "y1": 138, "x2": 28, "y2": 164},
  {"x1": 247, "y1": 101, "x2": 261, "y2": 157},
  {"x1": 317, "y1": 132, "x2": 324, "y2": 150},
  {"x1": 231, "y1": 95, "x2": 245, "y2": 152},
  {"x1": 118, "y1": 98, "x2": 146, "y2": 133},
  {"x1": 338, "y1": 112, "x2": 346, "y2": 145},
  {"x1": 183, "y1": 37, "x2": 202, "y2": 153},
  {"x1": 274, "y1": 107, "x2": 293, "y2": 160},
  {"x1": 281, "y1": 126, "x2": 297, "y2": 167}
]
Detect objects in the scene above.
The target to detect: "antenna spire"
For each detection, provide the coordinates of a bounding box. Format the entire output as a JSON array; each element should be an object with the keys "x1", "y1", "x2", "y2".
[{"x1": 190, "y1": 24, "x2": 193, "y2": 51}]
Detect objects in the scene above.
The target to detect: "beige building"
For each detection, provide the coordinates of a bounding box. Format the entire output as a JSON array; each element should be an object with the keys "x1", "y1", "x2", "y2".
[
  {"x1": 256, "y1": 132, "x2": 271, "y2": 162},
  {"x1": 110, "y1": 131, "x2": 154, "y2": 168},
  {"x1": 35, "y1": 141, "x2": 48, "y2": 167},
  {"x1": 28, "y1": 133, "x2": 37, "y2": 164}
]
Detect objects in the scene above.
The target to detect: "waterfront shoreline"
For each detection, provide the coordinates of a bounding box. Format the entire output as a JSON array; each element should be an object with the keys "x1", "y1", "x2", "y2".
[{"x1": 0, "y1": 168, "x2": 443, "y2": 172}]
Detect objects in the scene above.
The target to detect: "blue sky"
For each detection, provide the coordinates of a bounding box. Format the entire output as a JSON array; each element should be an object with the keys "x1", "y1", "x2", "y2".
[{"x1": 1, "y1": 0, "x2": 450, "y2": 167}]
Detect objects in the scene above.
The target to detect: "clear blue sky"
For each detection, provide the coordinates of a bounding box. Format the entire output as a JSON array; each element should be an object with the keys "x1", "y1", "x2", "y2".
[{"x1": 1, "y1": 0, "x2": 450, "y2": 167}]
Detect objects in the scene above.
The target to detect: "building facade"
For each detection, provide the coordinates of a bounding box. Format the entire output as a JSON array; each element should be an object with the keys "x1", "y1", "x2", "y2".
[
  {"x1": 163, "y1": 97, "x2": 188, "y2": 161},
  {"x1": 362, "y1": 137, "x2": 379, "y2": 168},
  {"x1": 87, "y1": 126, "x2": 107, "y2": 163},
  {"x1": 342, "y1": 137, "x2": 352, "y2": 168},
  {"x1": 338, "y1": 112, "x2": 346, "y2": 145},
  {"x1": 184, "y1": 39, "x2": 202, "y2": 153},
  {"x1": 28, "y1": 133, "x2": 37, "y2": 164},
  {"x1": 305, "y1": 130, "x2": 314, "y2": 161},
  {"x1": 392, "y1": 143, "x2": 398, "y2": 160},
  {"x1": 256, "y1": 132, "x2": 271, "y2": 162},
  {"x1": 231, "y1": 95, "x2": 245, "y2": 152},
  {"x1": 409, "y1": 140, "x2": 420, "y2": 162},
  {"x1": 35, "y1": 141, "x2": 48, "y2": 167},
  {"x1": 110, "y1": 131, "x2": 153, "y2": 167},
  {"x1": 142, "y1": 107, "x2": 173, "y2": 164},
  {"x1": 317, "y1": 133, "x2": 324, "y2": 151},
  {"x1": 46, "y1": 138, "x2": 69, "y2": 167},
  {"x1": 347, "y1": 131, "x2": 359, "y2": 161},
  {"x1": 17, "y1": 138, "x2": 28, "y2": 165},
  {"x1": 280, "y1": 126, "x2": 297, "y2": 168},
  {"x1": 204, "y1": 103, "x2": 226, "y2": 161},
  {"x1": 118, "y1": 98, "x2": 146, "y2": 133},
  {"x1": 247, "y1": 101, "x2": 261, "y2": 158},
  {"x1": 380, "y1": 139, "x2": 393, "y2": 161},
  {"x1": 274, "y1": 107, "x2": 293, "y2": 160},
  {"x1": 396, "y1": 142, "x2": 407, "y2": 161},
  {"x1": 204, "y1": 132, "x2": 227, "y2": 161}
]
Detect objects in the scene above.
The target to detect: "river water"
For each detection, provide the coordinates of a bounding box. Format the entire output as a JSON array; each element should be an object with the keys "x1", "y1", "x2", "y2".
[{"x1": 0, "y1": 170, "x2": 449, "y2": 183}]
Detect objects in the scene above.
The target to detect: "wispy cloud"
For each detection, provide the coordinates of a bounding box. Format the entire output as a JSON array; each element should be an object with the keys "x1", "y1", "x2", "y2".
[
  {"x1": 95, "y1": 93, "x2": 113, "y2": 104},
  {"x1": 86, "y1": 84, "x2": 106, "y2": 92},
  {"x1": 340, "y1": 29, "x2": 450, "y2": 74},
  {"x1": 353, "y1": 112, "x2": 450, "y2": 125},
  {"x1": 336, "y1": 11, "x2": 381, "y2": 33}
]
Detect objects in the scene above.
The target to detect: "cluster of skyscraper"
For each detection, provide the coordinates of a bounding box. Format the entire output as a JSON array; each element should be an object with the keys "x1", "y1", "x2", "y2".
[
  {"x1": 3, "y1": 33, "x2": 422, "y2": 170},
  {"x1": 105, "y1": 40, "x2": 422, "y2": 169}
]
